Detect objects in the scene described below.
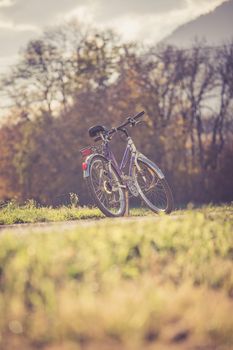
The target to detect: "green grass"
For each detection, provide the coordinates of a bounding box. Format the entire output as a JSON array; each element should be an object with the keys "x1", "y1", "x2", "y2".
[
  {"x1": 0, "y1": 205, "x2": 233, "y2": 350},
  {"x1": 0, "y1": 201, "x2": 103, "y2": 225},
  {"x1": 0, "y1": 201, "x2": 153, "y2": 225}
]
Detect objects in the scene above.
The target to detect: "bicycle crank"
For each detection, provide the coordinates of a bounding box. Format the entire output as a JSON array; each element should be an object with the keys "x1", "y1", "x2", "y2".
[{"x1": 127, "y1": 179, "x2": 139, "y2": 197}]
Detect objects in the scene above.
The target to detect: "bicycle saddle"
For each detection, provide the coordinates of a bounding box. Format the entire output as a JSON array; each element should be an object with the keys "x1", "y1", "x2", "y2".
[{"x1": 88, "y1": 125, "x2": 107, "y2": 138}]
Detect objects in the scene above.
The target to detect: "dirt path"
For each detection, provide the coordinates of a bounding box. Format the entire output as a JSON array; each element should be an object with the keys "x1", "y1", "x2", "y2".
[
  {"x1": 0, "y1": 214, "x2": 182, "y2": 234},
  {"x1": 0, "y1": 218, "x2": 105, "y2": 232}
]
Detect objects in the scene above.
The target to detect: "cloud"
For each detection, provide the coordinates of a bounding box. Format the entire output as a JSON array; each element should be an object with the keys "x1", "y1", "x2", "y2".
[
  {"x1": 94, "y1": 0, "x2": 186, "y2": 20},
  {"x1": 0, "y1": 0, "x2": 228, "y2": 75},
  {"x1": 0, "y1": 0, "x2": 86, "y2": 26},
  {"x1": 0, "y1": 24, "x2": 37, "y2": 56},
  {"x1": 62, "y1": 0, "x2": 227, "y2": 43},
  {"x1": 0, "y1": 0, "x2": 14, "y2": 8},
  {"x1": 91, "y1": 0, "x2": 228, "y2": 43},
  {"x1": 1, "y1": 0, "x2": 226, "y2": 28}
]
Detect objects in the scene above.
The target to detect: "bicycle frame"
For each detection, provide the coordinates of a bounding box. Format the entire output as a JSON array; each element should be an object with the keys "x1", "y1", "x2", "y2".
[
  {"x1": 103, "y1": 136, "x2": 138, "y2": 179},
  {"x1": 83, "y1": 135, "x2": 165, "y2": 181}
]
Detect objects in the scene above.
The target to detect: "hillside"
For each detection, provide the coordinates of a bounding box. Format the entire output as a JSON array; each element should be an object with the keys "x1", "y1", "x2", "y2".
[{"x1": 164, "y1": 0, "x2": 233, "y2": 47}]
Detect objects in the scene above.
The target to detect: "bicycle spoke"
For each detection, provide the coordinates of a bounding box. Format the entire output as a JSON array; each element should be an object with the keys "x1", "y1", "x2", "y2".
[
  {"x1": 90, "y1": 158, "x2": 125, "y2": 215},
  {"x1": 135, "y1": 161, "x2": 169, "y2": 211}
]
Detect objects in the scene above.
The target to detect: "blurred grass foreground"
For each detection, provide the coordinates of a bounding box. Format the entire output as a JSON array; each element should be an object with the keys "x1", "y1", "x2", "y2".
[{"x1": 0, "y1": 205, "x2": 233, "y2": 350}]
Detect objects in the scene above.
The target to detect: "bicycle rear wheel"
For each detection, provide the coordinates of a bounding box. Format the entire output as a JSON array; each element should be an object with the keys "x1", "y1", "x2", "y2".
[
  {"x1": 86, "y1": 155, "x2": 127, "y2": 217},
  {"x1": 134, "y1": 159, "x2": 174, "y2": 214}
]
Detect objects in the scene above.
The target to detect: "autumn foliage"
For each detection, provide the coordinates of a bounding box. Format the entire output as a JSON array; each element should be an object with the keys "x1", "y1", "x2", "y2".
[{"x1": 0, "y1": 22, "x2": 232, "y2": 205}]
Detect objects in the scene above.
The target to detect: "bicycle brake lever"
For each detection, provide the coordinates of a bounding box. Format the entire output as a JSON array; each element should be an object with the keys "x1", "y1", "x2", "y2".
[
  {"x1": 136, "y1": 120, "x2": 144, "y2": 126},
  {"x1": 129, "y1": 120, "x2": 144, "y2": 128}
]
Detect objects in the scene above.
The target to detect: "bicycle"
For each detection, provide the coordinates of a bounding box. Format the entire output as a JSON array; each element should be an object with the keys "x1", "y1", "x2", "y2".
[{"x1": 80, "y1": 111, "x2": 174, "y2": 217}]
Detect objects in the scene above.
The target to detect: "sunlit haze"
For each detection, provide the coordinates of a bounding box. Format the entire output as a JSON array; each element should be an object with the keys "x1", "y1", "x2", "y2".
[{"x1": 0, "y1": 0, "x2": 228, "y2": 73}]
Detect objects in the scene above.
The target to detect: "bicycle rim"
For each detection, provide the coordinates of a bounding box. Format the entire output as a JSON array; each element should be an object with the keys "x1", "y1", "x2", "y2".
[
  {"x1": 89, "y1": 157, "x2": 126, "y2": 217},
  {"x1": 134, "y1": 160, "x2": 173, "y2": 213}
]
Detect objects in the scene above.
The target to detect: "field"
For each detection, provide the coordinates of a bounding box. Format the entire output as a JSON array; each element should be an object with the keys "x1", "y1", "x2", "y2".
[
  {"x1": 0, "y1": 201, "x2": 104, "y2": 225},
  {"x1": 0, "y1": 201, "x2": 154, "y2": 225},
  {"x1": 0, "y1": 205, "x2": 233, "y2": 350}
]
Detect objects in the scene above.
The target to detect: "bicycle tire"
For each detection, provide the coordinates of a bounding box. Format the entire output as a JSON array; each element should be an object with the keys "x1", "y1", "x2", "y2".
[
  {"x1": 86, "y1": 155, "x2": 127, "y2": 217},
  {"x1": 134, "y1": 159, "x2": 174, "y2": 214}
]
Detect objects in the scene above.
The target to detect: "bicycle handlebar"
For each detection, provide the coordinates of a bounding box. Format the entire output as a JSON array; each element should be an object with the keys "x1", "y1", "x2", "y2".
[
  {"x1": 134, "y1": 111, "x2": 145, "y2": 120},
  {"x1": 110, "y1": 111, "x2": 145, "y2": 133},
  {"x1": 94, "y1": 111, "x2": 145, "y2": 142}
]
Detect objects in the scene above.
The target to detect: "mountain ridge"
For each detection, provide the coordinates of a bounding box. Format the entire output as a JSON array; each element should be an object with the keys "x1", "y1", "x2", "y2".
[{"x1": 163, "y1": 0, "x2": 233, "y2": 47}]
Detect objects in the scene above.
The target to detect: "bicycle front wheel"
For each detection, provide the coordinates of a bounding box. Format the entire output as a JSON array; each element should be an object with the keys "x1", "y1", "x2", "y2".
[
  {"x1": 86, "y1": 155, "x2": 127, "y2": 217},
  {"x1": 134, "y1": 159, "x2": 174, "y2": 214}
]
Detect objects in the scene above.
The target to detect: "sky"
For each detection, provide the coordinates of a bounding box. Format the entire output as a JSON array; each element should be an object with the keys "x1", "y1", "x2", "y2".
[{"x1": 0, "y1": 0, "x2": 228, "y2": 74}]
